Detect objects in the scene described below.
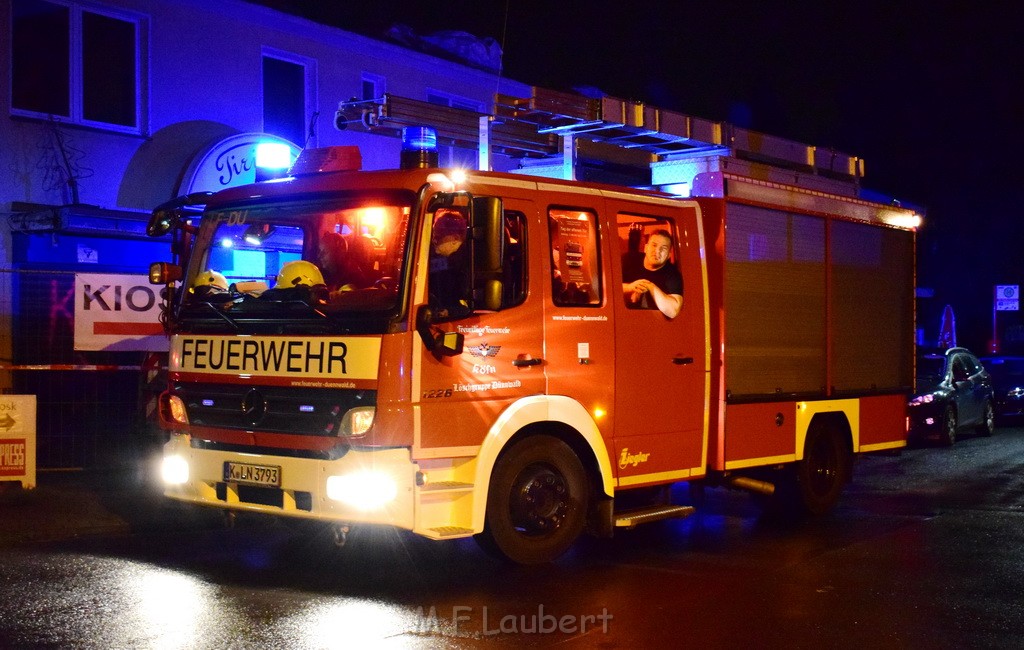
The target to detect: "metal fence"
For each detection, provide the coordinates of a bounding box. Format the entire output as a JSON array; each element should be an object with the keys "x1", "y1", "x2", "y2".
[{"x1": 2, "y1": 268, "x2": 165, "y2": 469}]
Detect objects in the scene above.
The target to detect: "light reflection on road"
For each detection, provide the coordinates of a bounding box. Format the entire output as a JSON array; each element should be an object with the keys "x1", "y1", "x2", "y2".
[{"x1": 131, "y1": 567, "x2": 209, "y2": 649}]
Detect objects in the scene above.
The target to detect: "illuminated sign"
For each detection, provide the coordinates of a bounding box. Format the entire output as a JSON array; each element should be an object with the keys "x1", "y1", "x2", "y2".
[
  {"x1": 182, "y1": 133, "x2": 300, "y2": 194},
  {"x1": 996, "y1": 285, "x2": 1019, "y2": 312}
]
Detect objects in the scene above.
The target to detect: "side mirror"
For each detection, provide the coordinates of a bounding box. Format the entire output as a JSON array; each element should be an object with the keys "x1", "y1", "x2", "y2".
[
  {"x1": 471, "y1": 196, "x2": 504, "y2": 311},
  {"x1": 416, "y1": 306, "x2": 464, "y2": 357},
  {"x1": 147, "y1": 210, "x2": 175, "y2": 237},
  {"x1": 147, "y1": 192, "x2": 212, "y2": 237}
]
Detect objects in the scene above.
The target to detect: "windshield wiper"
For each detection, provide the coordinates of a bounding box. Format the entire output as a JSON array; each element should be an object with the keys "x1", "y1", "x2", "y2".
[{"x1": 195, "y1": 301, "x2": 241, "y2": 331}]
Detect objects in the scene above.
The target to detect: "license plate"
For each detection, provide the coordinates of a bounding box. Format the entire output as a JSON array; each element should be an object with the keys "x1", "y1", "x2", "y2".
[{"x1": 223, "y1": 461, "x2": 281, "y2": 487}]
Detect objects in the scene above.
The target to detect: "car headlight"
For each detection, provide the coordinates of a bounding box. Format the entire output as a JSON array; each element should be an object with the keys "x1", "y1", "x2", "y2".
[{"x1": 908, "y1": 394, "x2": 935, "y2": 407}]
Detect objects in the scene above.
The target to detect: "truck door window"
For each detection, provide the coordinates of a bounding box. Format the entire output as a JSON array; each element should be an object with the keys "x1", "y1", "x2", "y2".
[
  {"x1": 616, "y1": 214, "x2": 684, "y2": 313},
  {"x1": 427, "y1": 207, "x2": 527, "y2": 320},
  {"x1": 427, "y1": 207, "x2": 472, "y2": 320},
  {"x1": 548, "y1": 208, "x2": 601, "y2": 306},
  {"x1": 502, "y1": 211, "x2": 528, "y2": 308}
]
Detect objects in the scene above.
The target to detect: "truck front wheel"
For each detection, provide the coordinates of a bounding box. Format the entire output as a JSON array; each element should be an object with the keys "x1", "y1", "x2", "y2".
[{"x1": 476, "y1": 435, "x2": 589, "y2": 565}]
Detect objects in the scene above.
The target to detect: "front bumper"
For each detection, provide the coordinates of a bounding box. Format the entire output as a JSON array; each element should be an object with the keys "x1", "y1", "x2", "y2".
[
  {"x1": 161, "y1": 434, "x2": 417, "y2": 529},
  {"x1": 907, "y1": 404, "x2": 944, "y2": 438}
]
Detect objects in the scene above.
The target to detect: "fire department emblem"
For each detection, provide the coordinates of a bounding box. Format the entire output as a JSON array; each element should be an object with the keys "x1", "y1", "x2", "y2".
[{"x1": 467, "y1": 343, "x2": 502, "y2": 358}]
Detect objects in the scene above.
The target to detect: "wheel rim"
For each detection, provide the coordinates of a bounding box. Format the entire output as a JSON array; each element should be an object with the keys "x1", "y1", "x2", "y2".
[
  {"x1": 944, "y1": 407, "x2": 957, "y2": 443},
  {"x1": 985, "y1": 404, "x2": 994, "y2": 432},
  {"x1": 806, "y1": 432, "x2": 839, "y2": 497},
  {"x1": 508, "y1": 464, "x2": 570, "y2": 536}
]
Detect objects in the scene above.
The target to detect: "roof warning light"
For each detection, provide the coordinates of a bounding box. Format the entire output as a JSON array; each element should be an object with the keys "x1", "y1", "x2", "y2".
[{"x1": 401, "y1": 126, "x2": 439, "y2": 170}]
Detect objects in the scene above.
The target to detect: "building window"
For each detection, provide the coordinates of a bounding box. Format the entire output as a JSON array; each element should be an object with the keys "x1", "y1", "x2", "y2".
[
  {"x1": 11, "y1": 0, "x2": 145, "y2": 132},
  {"x1": 361, "y1": 72, "x2": 385, "y2": 101},
  {"x1": 426, "y1": 89, "x2": 483, "y2": 168},
  {"x1": 262, "y1": 49, "x2": 316, "y2": 148}
]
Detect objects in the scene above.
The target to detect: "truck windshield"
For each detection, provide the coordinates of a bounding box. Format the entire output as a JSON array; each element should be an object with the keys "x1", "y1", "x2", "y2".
[{"x1": 179, "y1": 195, "x2": 413, "y2": 332}]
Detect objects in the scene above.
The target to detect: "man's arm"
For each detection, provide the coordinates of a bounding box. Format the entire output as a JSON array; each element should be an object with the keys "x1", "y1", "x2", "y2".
[{"x1": 647, "y1": 282, "x2": 682, "y2": 319}]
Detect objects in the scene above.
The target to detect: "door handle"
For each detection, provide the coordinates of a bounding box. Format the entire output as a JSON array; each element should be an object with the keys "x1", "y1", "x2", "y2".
[
  {"x1": 513, "y1": 357, "x2": 543, "y2": 367},
  {"x1": 672, "y1": 356, "x2": 694, "y2": 365}
]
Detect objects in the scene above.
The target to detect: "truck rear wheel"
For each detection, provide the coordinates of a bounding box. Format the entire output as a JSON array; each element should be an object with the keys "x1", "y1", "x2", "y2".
[
  {"x1": 795, "y1": 421, "x2": 851, "y2": 515},
  {"x1": 764, "y1": 420, "x2": 850, "y2": 518},
  {"x1": 476, "y1": 435, "x2": 589, "y2": 565}
]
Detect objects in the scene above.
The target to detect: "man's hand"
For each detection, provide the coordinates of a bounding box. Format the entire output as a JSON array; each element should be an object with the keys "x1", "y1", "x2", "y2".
[{"x1": 624, "y1": 279, "x2": 652, "y2": 304}]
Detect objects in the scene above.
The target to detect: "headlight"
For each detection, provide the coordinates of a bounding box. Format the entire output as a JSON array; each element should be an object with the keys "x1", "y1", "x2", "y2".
[
  {"x1": 908, "y1": 394, "x2": 935, "y2": 407},
  {"x1": 326, "y1": 471, "x2": 397, "y2": 510},
  {"x1": 1008, "y1": 387, "x2": 1024, "y2": 399},
  {"x1": 161, "y1": 455, "x2": 189, "y2": 485}
]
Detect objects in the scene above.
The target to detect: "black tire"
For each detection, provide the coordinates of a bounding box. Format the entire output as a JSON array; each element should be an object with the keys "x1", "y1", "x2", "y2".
[
  {"x1": 793, "y1": 421, "x2": 851, "y2": 516},
  {"x1": 475, "y1": 435, "x2": 589, "y2": 565},
  {"x1": 977, "y1": 400, "x2": 995, "y2": 437},
  {"x1": 941, "y1": 404, "x2": 958, "y2": 447}
]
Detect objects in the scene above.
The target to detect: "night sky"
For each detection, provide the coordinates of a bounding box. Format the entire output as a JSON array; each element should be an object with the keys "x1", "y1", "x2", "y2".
[{"x1": 262, "y1": 1, "x2": 1022, "y2": 351}]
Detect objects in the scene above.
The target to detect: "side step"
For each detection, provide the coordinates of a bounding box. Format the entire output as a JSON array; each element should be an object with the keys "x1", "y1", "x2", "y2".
[
  {"x1": 614, "y1": 504, "x2": 695, "y2": 529},
  {"x1": 426, "y1": 526, "x2": 474, "y2": 539}
]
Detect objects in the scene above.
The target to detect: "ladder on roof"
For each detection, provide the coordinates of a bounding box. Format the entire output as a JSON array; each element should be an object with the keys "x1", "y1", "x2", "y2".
[{"x1": 334, "y1": 86, "x2": 864, "y2": 186}]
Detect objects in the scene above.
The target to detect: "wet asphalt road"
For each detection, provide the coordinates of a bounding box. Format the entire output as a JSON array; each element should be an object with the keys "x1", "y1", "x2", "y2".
[{"x1": 1, "y1": 426, "x2": 1023, "y2": 648}]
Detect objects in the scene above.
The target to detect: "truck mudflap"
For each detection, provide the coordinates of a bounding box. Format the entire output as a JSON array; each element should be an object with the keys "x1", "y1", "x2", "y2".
[{"x1": 160, "y1": 434, "x2": 417, "y2": 529}]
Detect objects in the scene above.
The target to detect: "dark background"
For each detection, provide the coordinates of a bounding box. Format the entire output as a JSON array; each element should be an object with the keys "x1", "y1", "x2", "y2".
[{"x1": 260, "y1": 1, "x2": 1023, "y2": 353}]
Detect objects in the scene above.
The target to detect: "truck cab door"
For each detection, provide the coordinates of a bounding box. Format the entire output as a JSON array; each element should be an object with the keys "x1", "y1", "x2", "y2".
[
  {"x1": 609, "y1": 202, "x2": 709, "y2": 485},
  {"x1": 412, "y1": 197, "x2": 545, "y2": 454}
]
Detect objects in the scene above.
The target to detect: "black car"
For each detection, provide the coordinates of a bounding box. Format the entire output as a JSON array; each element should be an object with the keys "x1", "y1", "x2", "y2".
[
  {"x1": 908, "y1": 347, "x2": 995, "y2": 445},
  {"x1": 978, "y1": 355, "x2": 1024, "y2": 423}
]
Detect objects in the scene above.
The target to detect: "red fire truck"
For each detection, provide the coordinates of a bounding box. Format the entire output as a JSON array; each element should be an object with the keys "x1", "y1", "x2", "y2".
[{"x1": 148, "y1": 89, "x2": 918, "y2": 564}]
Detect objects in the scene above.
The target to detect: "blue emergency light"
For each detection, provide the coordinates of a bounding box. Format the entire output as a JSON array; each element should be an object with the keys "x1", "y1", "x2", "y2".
[
  {"x1": 255, "y1": 142, "x2": 292, "y2": 170},
  {"x1": 400, "y1": 126, "x2": 439, "y2": 169},
  {"x1": 255, "y1": 141, "x2": 293, "y2": 181}
]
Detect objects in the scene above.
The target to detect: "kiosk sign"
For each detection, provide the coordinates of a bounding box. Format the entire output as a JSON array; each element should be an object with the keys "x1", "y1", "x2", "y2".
[
  {"x1": 0, "y1": 395, "x2": 36, "y2": 489},
  {"x1": 74, "y1": 273, "x2": 165, "y2": 351}
]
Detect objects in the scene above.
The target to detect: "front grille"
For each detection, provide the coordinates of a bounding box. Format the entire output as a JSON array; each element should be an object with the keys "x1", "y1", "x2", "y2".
[
  {"x1": 176, "y1": 381, "x2": 374, "y2": 436},
  {"x1": 193, "y1": 439, "x2": 348, "y2": 460}
]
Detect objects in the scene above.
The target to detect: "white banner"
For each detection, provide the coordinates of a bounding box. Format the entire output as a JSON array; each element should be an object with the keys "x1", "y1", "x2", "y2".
[
  {"x1": 74, "y1": 274, "x2": 166, "y2": 351},
  {"x1": 0, "y1": 395, "x2": 36, "y2": 489}
]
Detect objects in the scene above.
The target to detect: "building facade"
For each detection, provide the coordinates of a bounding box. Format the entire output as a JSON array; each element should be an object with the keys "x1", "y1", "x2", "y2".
[{"x1": 1, "y1": 0, "x2": 530, "y2": 467}]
